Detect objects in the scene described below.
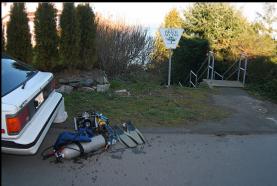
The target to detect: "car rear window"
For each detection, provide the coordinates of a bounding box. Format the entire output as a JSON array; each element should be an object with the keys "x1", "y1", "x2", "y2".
[{"x1": 1, "y1": 57, "x2": 37, "y2": 97}]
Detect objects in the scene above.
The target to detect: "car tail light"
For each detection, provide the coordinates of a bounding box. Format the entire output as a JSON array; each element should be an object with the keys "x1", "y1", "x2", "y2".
[
  {"x1": 6, "y1": 106, "x2": 30, "y2": 135},
  {"x1": 1, "y1": 129, "x2": 5, "y2": 134},
  {"x1": 51, "y1": 79, "x2": 56, "y2": 91}
]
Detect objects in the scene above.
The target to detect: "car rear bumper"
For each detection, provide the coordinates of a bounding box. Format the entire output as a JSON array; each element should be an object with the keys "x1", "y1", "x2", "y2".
[{"x1": 1, "y1": 92, "x2": 67, "y2": 155}]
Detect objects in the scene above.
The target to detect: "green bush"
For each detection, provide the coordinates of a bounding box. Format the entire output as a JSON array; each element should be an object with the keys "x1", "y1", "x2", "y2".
[
  {"x1": 110, "y1": 80, "x2": 124, "y2": 89},
  {"x1": 247, "y1": 57, "x2": 277, "y2": 101},
  {"x1": 170, "y1": 37, "x2": 210, "y2": 84}
]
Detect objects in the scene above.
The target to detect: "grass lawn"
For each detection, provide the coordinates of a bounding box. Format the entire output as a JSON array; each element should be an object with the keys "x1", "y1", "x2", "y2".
[{"x1": 63, "y1": 80, "x2": 230, "y2": 128}]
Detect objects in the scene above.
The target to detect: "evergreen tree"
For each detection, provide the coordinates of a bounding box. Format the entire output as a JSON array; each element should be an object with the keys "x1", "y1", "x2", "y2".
[
  {"x1": 183, "y1": 3, "x2": 245, "y2": 60},
  {"x1": 183, "y1": 3, "x2": 276, "y2": 60},
  {"x1": 34, "y1": 2, "x2": 59, "y2": 71},
  {"x1": 76, "y1": 3, "x2": 97, "y2": 69},
  {"x1": 6, "y1": 3, "x2": 32, "y2": 63},
  {"x1": 59, "y1": 3, "x2": 80, "y2": 70}
]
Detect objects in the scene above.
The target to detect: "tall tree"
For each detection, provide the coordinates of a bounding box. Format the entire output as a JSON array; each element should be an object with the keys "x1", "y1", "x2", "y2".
[
  {"x1": 230, "y1": 24, "x2": 276, "y2": 58},
  {"x1": 183, "y1": 3, "x2": 245, "y2": 60},
  {"x1": 59, "y1": 3, "x2": 80, "y2": 70},
  {"x1": 183, "y1": 3, "x2": 276, "y2": 60},
  {"x1": 34, "y1": 3, "x2": 59, "y2": 71},
  {"x1": 150, "y1": 8, "x2": 183, "y2": 65},
  {"x1": 6, "y1": 3, "x2": 32, "y2": 63},
  {"x1": 76, "y1": 3, "x2": 97, "y2": 69}
]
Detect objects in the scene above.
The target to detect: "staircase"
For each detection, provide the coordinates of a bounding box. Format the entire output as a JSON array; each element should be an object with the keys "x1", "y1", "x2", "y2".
[
  {"x1": 202, "y1": 79, "x2": 244, "y2": 88},
  {"x1": 188, "y1": 51, "x2": 248, "y2": 88}
]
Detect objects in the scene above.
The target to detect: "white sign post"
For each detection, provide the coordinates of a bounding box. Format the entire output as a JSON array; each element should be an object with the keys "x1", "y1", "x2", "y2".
[{"x1": 160, "y1": 28, "x2": 184, "y2": 87}]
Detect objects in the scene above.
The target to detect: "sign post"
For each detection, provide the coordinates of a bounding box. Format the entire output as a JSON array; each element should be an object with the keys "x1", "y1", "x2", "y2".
[
  {"x1": 160, "y1": 28, "x2": 184, "y2": 87},
  {"x1": 168, "y1": 49, "x2": 172, "y2": 86}
]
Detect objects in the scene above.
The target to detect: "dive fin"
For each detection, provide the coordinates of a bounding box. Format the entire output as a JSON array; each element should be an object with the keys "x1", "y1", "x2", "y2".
[
  {"x1": 113, "y1": 125, "x2": 137, "y2": 148},
  {"x1": 123, "y1": 121, "x2": 146, "y2": 145}
]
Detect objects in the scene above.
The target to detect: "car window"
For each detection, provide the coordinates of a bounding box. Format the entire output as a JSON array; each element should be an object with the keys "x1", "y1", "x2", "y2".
[{"x1": 1, "y1": 57, "x2": 37, "y2": 97}]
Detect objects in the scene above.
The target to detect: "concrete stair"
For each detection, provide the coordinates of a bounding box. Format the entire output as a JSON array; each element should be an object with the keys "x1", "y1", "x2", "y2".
[{"x1": 202, "y1": 79, "x2": 244, "y2": 88}]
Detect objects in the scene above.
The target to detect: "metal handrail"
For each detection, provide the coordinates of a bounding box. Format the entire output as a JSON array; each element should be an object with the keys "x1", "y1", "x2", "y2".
[
  {"x1": 198, "y1": 67, "x2": 208, "y2": 81},
  {"x1": 185, "y1": 55, "x2": 208, "y2": 86},
  {"x1": 196, "y1": 57, "x2": 208, "y2": 75},
  {"x1": 213, "y1": 71, "x2": 223, "y2": 80},
  {"x1": 222, "y1": 53, "x2": 247, "y2": 78},
  {"x1": 237, "y1": 56, "x2": 248, "y2": 85},
  {"x1": 186, "y1": 51, "x2": 249, "y2": 87},
  {"x1": 222, "y1": 58, "x2": 239, "y2": 77},
  {"x1": 207, "y1": 51, "x2": 215, "y2": 80},
  {"x1": 225, "y1": 68, "x2": 238, "y2": 80},
  {"x1": 189, "y1": 70, "x2": 197, "y2": 88}
]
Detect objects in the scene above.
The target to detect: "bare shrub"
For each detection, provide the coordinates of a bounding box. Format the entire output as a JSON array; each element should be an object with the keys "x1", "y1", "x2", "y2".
[{"x1": 95, "y1": 14, "x2": 154, "y2": 77}]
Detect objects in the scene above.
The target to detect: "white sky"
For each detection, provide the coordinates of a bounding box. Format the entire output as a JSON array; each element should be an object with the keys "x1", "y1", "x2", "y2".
[{"x1": 1, "y1": 2, "x2": 276, "y2": 36}]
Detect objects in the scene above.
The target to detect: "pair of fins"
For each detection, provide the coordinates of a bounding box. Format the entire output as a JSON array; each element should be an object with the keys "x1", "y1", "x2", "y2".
[{"x1": 113, "y1": 122, "x2": 146, "y2": 148}]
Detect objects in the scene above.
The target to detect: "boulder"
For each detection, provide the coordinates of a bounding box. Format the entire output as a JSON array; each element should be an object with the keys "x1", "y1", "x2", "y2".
[
  {"x1": 56, "y1": 85, "x2": 73, "y2": 94},
  {"x1": 80, "y1": 79, "x2": 94, "y2": 87},
  {"x1": 59, "y1": 78, "x2": 68, "y2": 84},
  {"x1": 68, "y1": 79, "x2": 81, "y2": 83},
  {"x1": 79, "y1": 86, "x2": 96, "y2": 92},
  {"x1": 97, "y1": 84, "x2": 110, "y2": 92},
  {"x1": 59, "y1": 78, "x2": 80, "y2": 85},
  {"x1": 69, "y1": 82, "x2": 81, "y2": 88},
  {"x1": 114, "y1": 89, "x2": 131, "y2": 96}
]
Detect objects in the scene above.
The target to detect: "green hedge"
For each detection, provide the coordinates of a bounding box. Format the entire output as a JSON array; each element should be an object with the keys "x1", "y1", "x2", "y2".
[
  {"x1": 170, "y1": 37, "x2": 210, "y2": 85},
  {"x1": 247, "y1": 57, "x2": 277, "y2": 101}
]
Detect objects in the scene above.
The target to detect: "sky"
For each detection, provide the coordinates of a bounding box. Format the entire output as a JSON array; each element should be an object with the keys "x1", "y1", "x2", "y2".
[
  {"x1": 91, "y1": 3, "x2": 274, "y2": 36},
  {"x1": 1, "y1": 2, "x2": 276, "y2": 37}
]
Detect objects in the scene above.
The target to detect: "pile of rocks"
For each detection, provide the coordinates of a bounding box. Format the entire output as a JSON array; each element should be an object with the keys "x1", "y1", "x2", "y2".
[{"x1": 55, "y1": 70, "x2": 110, "y2": 94}]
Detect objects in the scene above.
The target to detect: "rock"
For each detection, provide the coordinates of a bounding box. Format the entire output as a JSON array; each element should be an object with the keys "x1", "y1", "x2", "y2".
[
  {"x1": 56, "y1": 85, "x2": 73, "y2": 94},
  {"x1": 69, "y1": 82, "x2": 81, "y2": 88},
  {"x1": 80, "y1": 79, "x2": 94, "y2": 87},
  {"x1": 59, "y1": 78, "x2": 80, "y2": 85},
  {"x1": 68, "y1": 79, "x2": 81, "y2": 83},
  {"x1": 59, "y1": 78, "x2": 68, "y2": 84},
  {"x1": 114, "y1": 89, "x2": 131, "y2": 96},
  {"x1": 96, "y1": 74, "x2": 109, "y2": 85},
  {"x1": 97, "y1": 84, "x2": 110, "y2": 92},
  {"x1": 79, "y1": 87, "x2": 96, "y2": 92},
  {"x1": 103, "y1": 76, "x2": 109, "y2": 84}
]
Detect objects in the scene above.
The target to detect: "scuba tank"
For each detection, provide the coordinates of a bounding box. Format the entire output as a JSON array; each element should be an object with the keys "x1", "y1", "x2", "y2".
[{"x1": 60, "y1": 135, "x2": 106, "y2": 159}]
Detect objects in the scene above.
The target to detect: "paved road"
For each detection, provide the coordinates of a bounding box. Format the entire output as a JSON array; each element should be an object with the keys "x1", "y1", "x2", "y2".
[{"x1": 2, "y1": 128, "x2": 277, "y2": 186}]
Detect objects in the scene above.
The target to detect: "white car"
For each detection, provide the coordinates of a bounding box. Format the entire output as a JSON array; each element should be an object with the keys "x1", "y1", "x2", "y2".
[{"x1": 1, "y1": 55, "x2": 68, "y2": 155}]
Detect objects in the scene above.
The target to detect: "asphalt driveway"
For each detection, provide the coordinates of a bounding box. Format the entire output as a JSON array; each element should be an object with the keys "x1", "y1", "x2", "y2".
[
  {"x1": 2, "y1": 129, "x2": 277, "y2": 186},
  {"x1": 182, "y1": 87, "x2": 277, "y2": 134}
]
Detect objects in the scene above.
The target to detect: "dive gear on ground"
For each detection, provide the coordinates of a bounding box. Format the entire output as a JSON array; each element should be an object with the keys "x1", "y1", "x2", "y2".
[
  {"x1": 113, "y1": 121, "x2": 146, "y2": 148},
  {"x1": 42, "y1": 111, "x2": 145, "y2": 162}
]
